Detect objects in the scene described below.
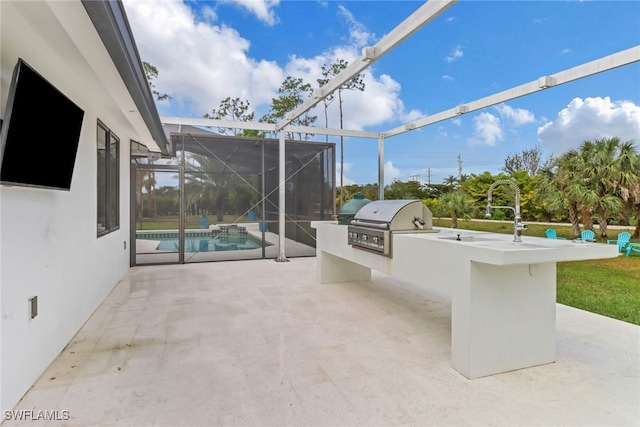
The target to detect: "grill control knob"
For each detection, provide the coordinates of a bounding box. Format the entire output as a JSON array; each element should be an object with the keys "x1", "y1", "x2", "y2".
[
  {"x1": 361, "y1": 235, "x2": 368, "y2": 242},
  {"x1": 372, "y1": 236, "x2": 379, "y2": 244}
]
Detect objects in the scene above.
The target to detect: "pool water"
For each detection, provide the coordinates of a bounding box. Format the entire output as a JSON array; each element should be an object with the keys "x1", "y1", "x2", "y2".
[{"x1": 142, "y1": 235, "x2": 264, "y2": 252}]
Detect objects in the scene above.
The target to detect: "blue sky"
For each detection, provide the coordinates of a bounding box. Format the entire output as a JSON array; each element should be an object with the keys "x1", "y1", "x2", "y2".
[{"x1": 124, "y1": 0, "x2": 640, "y2": 186}]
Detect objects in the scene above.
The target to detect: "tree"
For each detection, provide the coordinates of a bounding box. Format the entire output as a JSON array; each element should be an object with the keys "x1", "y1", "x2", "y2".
[
  {"x1": 184, "y1": 153, "x2": 254, "y2": 222},
  {"x1": 536, "y1": 137, "x2": 639, "y2": 238},
  {"x1": 341, "y1": 184, "x2": 378, "y2": 206},
  {"x1": 260, "y1": 76, "x2": 317, "y2": 140},
  {"x1": 535, "y1": 163, "x2": 579, "y2": 233},
  {"x1": 560, "y1": 149, "x2": 594, "y2": 234},
  {"x1": 574, "y1": 139, "x2": 625, "y2": 237},
  {"x1": 461, "y1": 171, "x2": 540, "y2": 222},
  {"x1": 141, "y1": 61, "x2": 171, "y2": 216},
  {"x1": 203, "y1": 97, "x2": 257, "y2": 136},
  {"x1": 384, "y1": 180, "x2": 426, "y2": 200},
  {"x1": 611, "y1": 141, "x2": 640, "y2": 237},
  {"x1": 534, "y1": 149, "x2": 590, "y2": 236},
  {"x1": 317, "y1": 59, "x2": 365, "y2": 204},
  {"x1": 442, "y1": 175, "x2": 459, "y2": 192},
  {"x1": 436, "y1": 191, "x2": 476, "y2": 228},
  {"x1": 564, "y1": 138, "x2": 639, "y2": 238},
  {"x1": 502, "y1": 145, "x2": 544, "y2": 176},
  {"x1": 142, "y1": 61, "x2": 171, "y2": 101}
]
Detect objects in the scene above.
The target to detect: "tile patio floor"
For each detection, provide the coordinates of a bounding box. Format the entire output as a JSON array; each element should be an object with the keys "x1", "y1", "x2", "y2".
[{"x1": 5, "y1": 257, "x2": 639, "y2": 426}]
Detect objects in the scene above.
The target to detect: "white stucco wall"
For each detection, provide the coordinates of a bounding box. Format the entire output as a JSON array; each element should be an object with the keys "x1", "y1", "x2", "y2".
[{"x1": 1, "y1": 1, "x2": 155, "y2": 412}]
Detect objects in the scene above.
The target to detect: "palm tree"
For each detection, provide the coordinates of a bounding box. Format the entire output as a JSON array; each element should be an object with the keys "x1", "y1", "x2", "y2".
[
  {"x1": 442, "y1": 175, "x2": 458, "y2": 192},
  {"x1": 608, "y1": 140, "x2": 640, "y2": 237},
  {"x1": 437, "y1": 191, "x2": 476, "y2": 228},
  {"x1": 536, "y1": 152, "x2": 582, "y2": 236},
  {"x1": 575, "y1": 138, "x2": 638, "y2": 238},
  {"x1": 549, "y1": 137, "x2": 638, "y2": 238},
  {"x1": 633, "y1": 199, "x2": 640, "y2": 238},
  {"x1": 535, "y1": 164, "x2": 580, "y2": 234},
  {"x1": 561, "y1": 148, "x2": 596, "y2": 233}
]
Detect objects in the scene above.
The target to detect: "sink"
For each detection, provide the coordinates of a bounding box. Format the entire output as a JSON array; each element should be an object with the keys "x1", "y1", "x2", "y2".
[
  {"x1": 437, "y1": 234, "x2": 497, "y2": 242},
  {"x1": 437, "y1": 234, "x2": 561, "y2": 249}
]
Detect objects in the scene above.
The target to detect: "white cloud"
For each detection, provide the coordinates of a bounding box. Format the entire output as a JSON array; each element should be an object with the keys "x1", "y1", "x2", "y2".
[
  {"x1": 200, "y1": 6, "x2": 217, "y2": 22},
  {"x1": 537, "y1": 97, "x2": 640, "y2": 153},
  {"x1": 124, "y1": 1, "x2": 409, "y2": 130},
  {"x1": 124, "y1": 0, "x2": 283, "y2": 116},
  {"x1": 285, "y1": 53, "x2": 406, "y2": 130},
  {"x1": 494, "y1": 104, "x2": 535, "y2": 126},
  {"x1": 467, "y1": 112, "x2": 504, "y2": 146},
  {"x1": 442, "y1": 74, "x2": 454, "y2": 81},
  {"x1": 337, "y1": 162, "x2": 356, "y2": 185},
  {"x1": 385, "y1": 161, "x2": 402, "y2": 181},
  {"x1": 219, "y1": 0, "x2": 280, "y2": 25},
  {"x1": 560, "y1": 48, "x2": 571, "y2": 55},
  {"x1": 336, "y1": 160, "x2": 349, "y2": 174},
  {"x1": 445, "y1": 46, "x2": 463, "y2": 63},
  {"x1": 466, "y1": 104, "x2": 534, "y2": 147},
  {"x1": 400, "y1": 107, "x2": 425, "y2": 124},
  {"x1": 337, "y1": 5, "x2": 374, "y2": 47},
  {"x1": 342, "y1": 176, "x2": 356, "y2": 186},
  {"x1": 451, "y1": 118, "x2": 462, "y2": 126}
]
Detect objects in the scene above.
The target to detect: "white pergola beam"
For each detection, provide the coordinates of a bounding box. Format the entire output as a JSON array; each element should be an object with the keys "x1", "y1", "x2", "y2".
[
  {"x1": 160, "y1": 116, "x2": 274, "y2": 132},
  {"x1": 383, "y1": 45, "x2": 640, "y2": 138},
  {"x1": 288, "y1": 124, "x2": 380, "y2": 139},
  {"x1": 274, "y1": 0, "x2": 458, "y2": 131},
  {"x1": 160, "y1": 116, "x2": 380, "y2": 139}
]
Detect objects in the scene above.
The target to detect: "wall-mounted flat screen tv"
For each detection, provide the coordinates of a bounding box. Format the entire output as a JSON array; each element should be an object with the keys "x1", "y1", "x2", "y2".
[{"x1": 0, "y1": 58, "x2": 84, "y2": 191}]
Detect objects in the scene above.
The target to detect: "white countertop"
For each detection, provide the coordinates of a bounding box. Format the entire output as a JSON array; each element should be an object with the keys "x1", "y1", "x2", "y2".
[
  {"x1": 311, "y1": 222, "x2": 620, "y2": 266},
  {"x1": 402, "y1": 227, "x2": 619, "y2": 265}
]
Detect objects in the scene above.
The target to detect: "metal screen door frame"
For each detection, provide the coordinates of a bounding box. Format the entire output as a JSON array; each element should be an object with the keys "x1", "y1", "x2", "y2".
[{"x1": 130, "y1": 163, "x2": 184, "y2": 266}]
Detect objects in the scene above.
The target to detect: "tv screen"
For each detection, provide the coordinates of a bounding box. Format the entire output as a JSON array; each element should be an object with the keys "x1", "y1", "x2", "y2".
[{"x1": 0, "y1": 59, "x2": 84, "y2": 190}]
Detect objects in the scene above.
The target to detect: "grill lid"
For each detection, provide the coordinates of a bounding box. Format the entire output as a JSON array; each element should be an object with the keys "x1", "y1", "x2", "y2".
[
  {"x1": 352, "y1": 199, "x2": 420, "y2": 225},
  {"x1": 348, "y1": 199, "x2": 434, "y2": 256}
]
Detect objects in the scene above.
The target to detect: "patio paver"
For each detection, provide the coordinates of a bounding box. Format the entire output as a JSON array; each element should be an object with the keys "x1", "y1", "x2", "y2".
[{"x1": 4, "y1": 257, "x2": 639, "y2": 426}]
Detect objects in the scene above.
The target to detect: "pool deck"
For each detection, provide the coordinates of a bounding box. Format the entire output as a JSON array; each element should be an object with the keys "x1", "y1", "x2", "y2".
[{"x1": 4, "y1": 257, "x2": 639, "y2": 426}]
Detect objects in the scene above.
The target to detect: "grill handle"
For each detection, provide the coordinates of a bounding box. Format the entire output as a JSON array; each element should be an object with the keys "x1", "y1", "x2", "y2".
[{"x1": 350, "y1": 220, "x2": 389, "y2": 229}]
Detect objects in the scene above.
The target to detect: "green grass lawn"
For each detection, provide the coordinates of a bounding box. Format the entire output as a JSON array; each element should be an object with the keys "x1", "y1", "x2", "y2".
[{"x1": 433, "y1": 218, "x2": 640, "y2": 325}]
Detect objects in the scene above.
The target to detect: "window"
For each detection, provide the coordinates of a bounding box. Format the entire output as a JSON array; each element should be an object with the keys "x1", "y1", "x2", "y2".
[{"x1": 97, "y1": 121, "x2": 119, "y2": 236}]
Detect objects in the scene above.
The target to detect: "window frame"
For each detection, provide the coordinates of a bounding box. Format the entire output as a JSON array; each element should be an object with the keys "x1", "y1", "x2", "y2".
[{"x1": 97, "y1": 120, "x2": 120, "y2": 237}]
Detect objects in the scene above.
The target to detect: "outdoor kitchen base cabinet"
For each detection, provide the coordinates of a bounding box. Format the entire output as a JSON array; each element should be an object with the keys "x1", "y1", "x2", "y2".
[{"x1": 311, "y1": 221, "x2": 618, "y2": 379}]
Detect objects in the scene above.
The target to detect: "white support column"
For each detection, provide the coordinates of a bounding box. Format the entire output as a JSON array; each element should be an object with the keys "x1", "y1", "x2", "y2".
[
  {"x1": 276, "y1": 130, "x2": 288, "y2": 262},
  {"x1": 378, "y1": 135, "x2": 384, "y2": 200}
]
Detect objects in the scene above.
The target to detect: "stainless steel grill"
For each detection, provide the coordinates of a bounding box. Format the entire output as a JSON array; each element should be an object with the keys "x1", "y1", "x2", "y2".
[{"x1": 347, "y1": 200, "x2": 434, "y2": 257}]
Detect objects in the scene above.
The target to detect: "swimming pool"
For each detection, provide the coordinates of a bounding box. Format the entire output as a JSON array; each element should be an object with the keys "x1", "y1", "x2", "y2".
[{"x1": 138, "y1": 233, "x2": 266, "y2": 252}]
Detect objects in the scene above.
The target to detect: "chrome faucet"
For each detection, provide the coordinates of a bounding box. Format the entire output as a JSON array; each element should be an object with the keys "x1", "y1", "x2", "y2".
[{"x1": 485, "y1": 179, "x2": 527, "y2": 242}]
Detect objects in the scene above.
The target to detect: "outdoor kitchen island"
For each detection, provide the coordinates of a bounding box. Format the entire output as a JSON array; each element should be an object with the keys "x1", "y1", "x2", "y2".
[{"x1": 311, "y1": 221, "x2": 620, "y2": 379}]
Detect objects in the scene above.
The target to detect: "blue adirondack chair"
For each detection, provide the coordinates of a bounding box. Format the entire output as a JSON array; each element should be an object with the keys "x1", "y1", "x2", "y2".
[
  {"x1": 577, "y1": 229, "x2": 596, "y2": 242},
  {"x1": 626, "y1": 243, "x2": 640, "y2": 257},
  {"x1": 607, "y1": 231, "x2": 631, "y2": 253},
  {"x1": 545, "y1": 229, "x2": 566, "y2": 239}
]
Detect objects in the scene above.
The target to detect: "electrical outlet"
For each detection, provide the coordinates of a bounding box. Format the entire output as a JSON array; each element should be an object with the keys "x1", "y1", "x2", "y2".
[{"x1": 29, "y1": 296, "x2": 38, "y2": 319}]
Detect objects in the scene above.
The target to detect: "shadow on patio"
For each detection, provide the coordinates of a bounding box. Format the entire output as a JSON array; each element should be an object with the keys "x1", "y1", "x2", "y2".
[{"x1": 5, "y1": 257, "x2": 638, "y2": 426}]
